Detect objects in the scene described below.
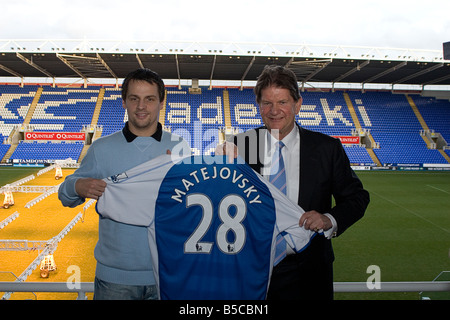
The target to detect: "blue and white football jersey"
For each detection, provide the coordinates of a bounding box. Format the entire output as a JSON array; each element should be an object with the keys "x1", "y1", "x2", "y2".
[{"x1": 96, "y1": 155, "x2": 317, "y2": 300}]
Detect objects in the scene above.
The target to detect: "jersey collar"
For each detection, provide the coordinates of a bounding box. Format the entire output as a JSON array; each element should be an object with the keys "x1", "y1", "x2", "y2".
[{"x1": 122, "y1": 122, "x2": 163, "y2": 143}]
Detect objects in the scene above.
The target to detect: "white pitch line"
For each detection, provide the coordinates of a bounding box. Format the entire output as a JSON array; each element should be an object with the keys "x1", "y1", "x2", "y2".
[
  {"x1": 371, "y1": 190, "x2": 450, "y2": 234},
  {"x1": 426, "y1": 184, "x2": 450, "y2": 195}
]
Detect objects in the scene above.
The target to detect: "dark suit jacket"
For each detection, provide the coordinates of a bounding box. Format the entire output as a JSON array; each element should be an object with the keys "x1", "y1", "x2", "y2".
[{"x1": 232, "y1": 123, "x2": 370, "y2": 265}]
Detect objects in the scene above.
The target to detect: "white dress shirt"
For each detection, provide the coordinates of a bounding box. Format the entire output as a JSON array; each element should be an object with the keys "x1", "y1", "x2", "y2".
[{"x1": 262, "y1": 126, "x2": 337, "y2": 240}]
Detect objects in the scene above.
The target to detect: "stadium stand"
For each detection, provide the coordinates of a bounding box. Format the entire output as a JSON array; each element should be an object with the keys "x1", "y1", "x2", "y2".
[
  {"x1": 414, "y1": 94, "x2": 450, "y2": 146},
  {"x1": 165, "y1": 87, "x2": 223, "y2": 155},
  {"x1": 9, "y1": 141, "x2": 84, "y2": 163},
  {"x1": 29, "y1": 87, "x2": 98, "y2": 133},
  {"x1": 97, "y1": 88, "x2": 124, "y2": 136},
  {"x1": 1, "y1": 84, "x2": 450, "y2": 166},
  {"x1": 228, "y1": 88, "x2": 263, "y2": 131},
  {"x1": 347, "y1": 91, "x2": 448, "y2": 165},
  {"x1": 0, "y1": 144, "x2": 9, "y2": 160},
  {"x1": 0, "y1": 85, "x2": 38, "y2": 140}
]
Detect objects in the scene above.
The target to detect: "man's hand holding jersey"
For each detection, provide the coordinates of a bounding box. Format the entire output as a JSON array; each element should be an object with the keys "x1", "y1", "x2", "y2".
[{"x1": 75, "y1": 178, "x2": 107, "y2": 200}]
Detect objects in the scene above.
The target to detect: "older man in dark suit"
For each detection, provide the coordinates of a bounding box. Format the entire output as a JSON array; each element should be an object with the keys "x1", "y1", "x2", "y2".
[{"x1": 221, "y1": 65, "x2": 370, "y2": 300}]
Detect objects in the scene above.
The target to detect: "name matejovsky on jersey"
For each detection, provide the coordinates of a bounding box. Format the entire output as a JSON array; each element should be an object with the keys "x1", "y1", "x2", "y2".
[
  {"x1": 170, "y1": 163, "x2": 262, "y2": 206},
  {"x1": 98, "y1": 155, "x2": 316, "y2": 300}
]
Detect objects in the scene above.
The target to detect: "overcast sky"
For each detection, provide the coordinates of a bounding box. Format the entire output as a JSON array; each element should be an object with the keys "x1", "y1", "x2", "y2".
[{"x1": 1, "y1": 0, "x2": 449, "y2": 51}]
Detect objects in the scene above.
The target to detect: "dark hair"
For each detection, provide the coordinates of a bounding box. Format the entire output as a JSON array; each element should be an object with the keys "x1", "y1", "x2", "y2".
[
  {"x1": 254, "y1": 65, "x2": 301, "y2": 103},
  {"x1": 121, "y1": 68, "x2": 165, "y2": 102}
]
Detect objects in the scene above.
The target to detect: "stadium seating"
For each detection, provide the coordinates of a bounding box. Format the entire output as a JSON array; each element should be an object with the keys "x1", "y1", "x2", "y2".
[
  {"x1": 0, "y1": 144, "x2": 10, "y2": 160},
  {"x1": 165, "y1": 87, "x2": 223, "y2": 155},
  {"x1": 297, "y1": 91, "x2": 354, "y2": 137},
  {"x1": 10, "y1": 141, "x2": 84, "y2": 163},
  {"x1": 347, "y1": 92, "x2": 447, "y2": 164},
  {"x1": 228, "y1": 88, "x2": 262, "y2": 132},
  {"x1": 413, "y1": 94, "x2": 450, "y2": 143},
  {"x1": 1, "y1": 84, "x2": 450, "y2": 166},
  {"x1": 30, "y1": 87, "x2": 98, "y2": 132},
  {"x1": 0, "y1": 85, "x2": 96, "y2": 162},
  {"x1": 97, "y1": 88, "x2": 124, "y2": 136},
  {"x1": 0, "y1": 85, "x2": 39, "y2": 141},
  {"x1": 344, "y1": 145, "x2": 376, "y2": 166}
]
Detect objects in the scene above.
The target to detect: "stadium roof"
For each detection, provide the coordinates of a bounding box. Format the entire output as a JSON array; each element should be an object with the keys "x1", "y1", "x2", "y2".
[{"x1": 1, "y1": 40, "x2": 449, "y2": 88}]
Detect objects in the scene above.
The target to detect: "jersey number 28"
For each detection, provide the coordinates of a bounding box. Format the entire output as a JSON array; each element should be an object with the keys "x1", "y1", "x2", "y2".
[{"x1": 184, "y1": 193, "x2": 247, "y2": 255}]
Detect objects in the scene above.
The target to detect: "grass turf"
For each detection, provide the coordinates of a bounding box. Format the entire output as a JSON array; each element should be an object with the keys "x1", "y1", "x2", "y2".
[
  {"x1": 0, "y1": 167, "x2": 40, "y2": 186},
  {"x1": 333, "y1": 171, "x2": 450, "y2": 299}
]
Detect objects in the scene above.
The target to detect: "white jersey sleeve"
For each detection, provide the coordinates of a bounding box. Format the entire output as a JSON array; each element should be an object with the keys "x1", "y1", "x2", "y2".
[{"x1": 97, "y1": 154, "x2": 177, "y2": 227}]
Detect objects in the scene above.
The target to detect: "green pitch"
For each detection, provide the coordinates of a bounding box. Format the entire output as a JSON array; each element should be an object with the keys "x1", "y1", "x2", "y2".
[
  {"x1": 0, "y1": 167, "x2": 40, "y2": 186},
  {"x1": 333, "y1": 170, "x2": 450, "y2": 300},
  {"x1": 1, "y1": 167, "x2": 449, "y2": 300}
]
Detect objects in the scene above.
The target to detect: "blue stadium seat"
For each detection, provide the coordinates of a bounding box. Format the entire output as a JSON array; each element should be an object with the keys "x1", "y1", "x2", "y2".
[{"x1": 10, "y1": 141, "x2": 84, "y2": 162}]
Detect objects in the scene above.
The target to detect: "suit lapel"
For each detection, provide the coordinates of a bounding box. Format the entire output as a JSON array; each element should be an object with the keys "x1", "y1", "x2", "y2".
[
  {"x1": 235, "y1": 126, "x2": 267, "y2": 174},
  {"x1": 298, "y1": 126, "x2": 318, "y2": 210},
  {"x1": 250, "y1": 126, "x2": 266, "y2": 173}
]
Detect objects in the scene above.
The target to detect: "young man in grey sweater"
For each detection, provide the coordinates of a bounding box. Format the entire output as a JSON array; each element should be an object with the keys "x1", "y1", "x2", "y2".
[{"x1": 58, "y1": 68, "x2": 190, "y2": 300}]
